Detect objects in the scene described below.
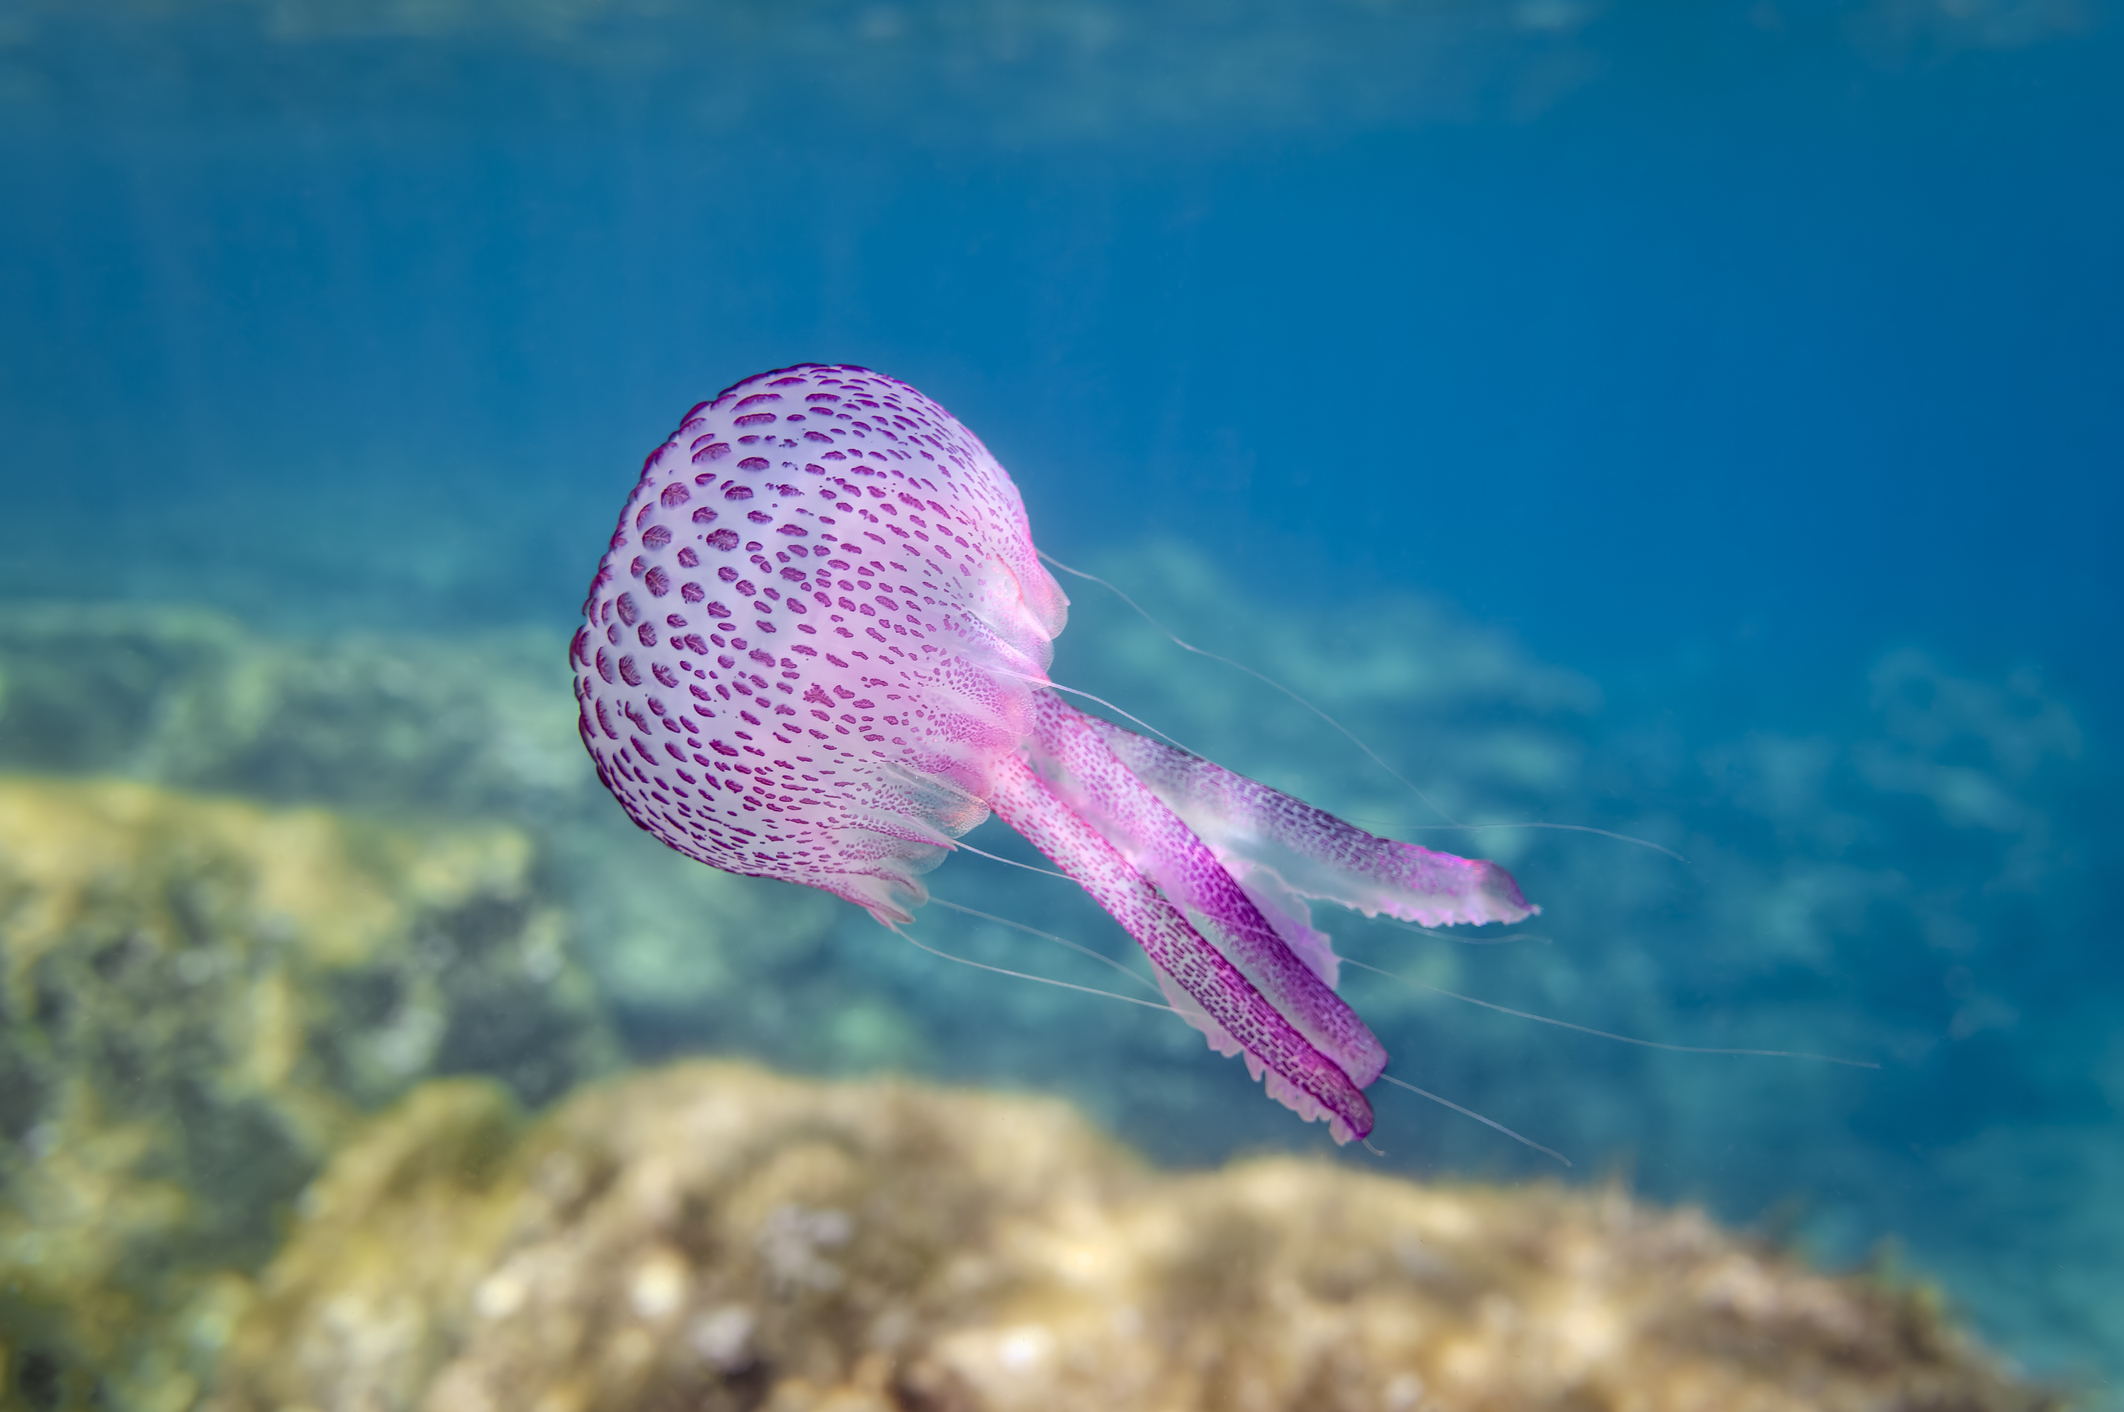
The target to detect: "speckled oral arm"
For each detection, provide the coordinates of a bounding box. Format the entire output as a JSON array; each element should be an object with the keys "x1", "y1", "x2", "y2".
[
  {"x1": 1022, "y1": 692, "x2": 1388, "y2": 1088},
  {"x1": 1089, "y1": 720, "x2": 1538, "y2": 928},
  {"x1": 987, "y1": 752, "x2": 1376, "y2": 1144}
]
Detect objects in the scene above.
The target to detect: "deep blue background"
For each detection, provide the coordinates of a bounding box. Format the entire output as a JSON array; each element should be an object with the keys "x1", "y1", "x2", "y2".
[{"x1": 3, "y1": 4, "x2": 2118, "y2": 736}]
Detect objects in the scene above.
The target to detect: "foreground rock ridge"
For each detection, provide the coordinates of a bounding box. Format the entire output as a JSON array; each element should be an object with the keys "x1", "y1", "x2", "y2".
[
  {"x1": 208, "y1": 1061, "x2": 2053, "y2": 1412},
  {"x1": 0, "y1": 776, "x2": 617, "y2": 1410}
]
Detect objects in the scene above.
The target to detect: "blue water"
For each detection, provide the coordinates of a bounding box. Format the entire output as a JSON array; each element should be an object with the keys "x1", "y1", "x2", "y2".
[{"x1": 3, "y1": 0, "x2": 2120, "y2": 1397}]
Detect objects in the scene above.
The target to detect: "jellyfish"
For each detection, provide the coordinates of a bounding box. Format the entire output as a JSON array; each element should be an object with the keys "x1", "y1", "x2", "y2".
[{"x1": 572, "y1": 364, "x2": 1536, "y2": 1144}]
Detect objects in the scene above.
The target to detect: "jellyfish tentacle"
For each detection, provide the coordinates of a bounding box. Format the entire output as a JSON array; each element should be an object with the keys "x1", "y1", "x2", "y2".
[
  {"x1": 1019, "y1": 691, "x2": 1389, "y2": 1091},
  {"x1": 1090, "y1": 721, "x2": 1538, "y2": 929},
  {"x1": 988, "y1": 752, "x2": 1375, "y2": 1144}
]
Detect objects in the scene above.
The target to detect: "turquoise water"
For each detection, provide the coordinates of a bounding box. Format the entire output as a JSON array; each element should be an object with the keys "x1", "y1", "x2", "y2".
[{"x1": 2, "y1": 0, "x2": 2120, "y2": 1401}]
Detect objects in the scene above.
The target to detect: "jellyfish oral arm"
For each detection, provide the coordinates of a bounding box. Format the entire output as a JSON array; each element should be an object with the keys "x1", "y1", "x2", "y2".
[
  {"x1": 1091, "y1": 721, "x2": 1539, "y2": 929},
  {"x1": 1022, "y1": 692, "x2": 1389, "y2": 1084},
  {"x1": 987, "y1": 751, "x2": 1377, "y2": 1144}
]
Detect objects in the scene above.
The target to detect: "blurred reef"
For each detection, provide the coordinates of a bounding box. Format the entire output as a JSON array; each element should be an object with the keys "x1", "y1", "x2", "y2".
[
  {"x1": 208, "y1": 1061, "x2": 2053, "y2": 1412},
  {"x1": 0, "y1": 553, "x2": 2112, "y2": 1406},
  {"x1": 0, "y1": 777, "x2": 614, "y2": 1410},
  {"x1": 0, "y1": 603, "x2": 855, "y2": 1071}
]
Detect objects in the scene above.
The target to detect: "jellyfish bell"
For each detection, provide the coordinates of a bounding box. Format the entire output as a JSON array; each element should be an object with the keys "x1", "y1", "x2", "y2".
[
  {"x1": 574, "y1": 363, "x2": 1537, "y2": 1145},
  {"x1": 573, "y1": 364, "x2": 1061, "y2": 923}
]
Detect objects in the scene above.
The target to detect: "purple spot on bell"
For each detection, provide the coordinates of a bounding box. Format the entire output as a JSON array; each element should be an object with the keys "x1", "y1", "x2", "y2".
[
  {"x1": 645, "y1": 567, "x2": 672, "y2": 597},
  {"x1": 618, "y1": 656, "x2": 643, "y2": 686},
  {"x1": 661, "y1": 482, "x2": 692, "y2": 508},
  {"x1": 638, "y1": 622, "x2": 659, "y2": 647},
  {"x1": 641, "y1": 525, "x2": 672, "y2": 550},
  {"x1": 726, "y1": 483, "x2": 757, "y2": 499},
  {"x1": 616, "y1": 592, "x2": 640, "y2": 626},
  {"x1": 706, "y1": 529, "x2": 740, "y2": 550},
  {"x1": 737, "y1": 458, "x2": 769, "y2": 472},
  {"x1": 595, "y1": 648, "x2": 616, "y2": 683},
  {"x1": 681, "y1": 582, "x2": 705, "y2": 603}
]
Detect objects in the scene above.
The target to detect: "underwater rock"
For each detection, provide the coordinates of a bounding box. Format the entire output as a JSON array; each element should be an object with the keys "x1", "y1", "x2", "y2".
[
  {"x1": 0, "y1": 602, "x2": 863, "y2": 1063},
  {"x1": 1, "y1": 574, "x2": 2111, "y2": 1396},
  {"x1": 0, "y1": 777, "x2": 616, "y2": 1412},
  {"x1": 575, "y1": 827, "x2": 853, "y2": 1055},
  {"x1": 0, "y1": 604, "x2": 587, "y2": 820},
  {"x1": 207, "y1": 1061, "x2": 2054, "y2": 1412}
]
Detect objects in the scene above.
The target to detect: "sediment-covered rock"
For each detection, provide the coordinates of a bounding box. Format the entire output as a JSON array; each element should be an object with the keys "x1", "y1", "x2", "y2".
[
  {"x1": 208, "y1": 1061, "x2": 2056, "y2": 1412},
  {"x1": 0, "y1": 602, "x2": 860, "y2": 1068},
  {"x1": 0, "y1": 604, "x2": 584, "y2": 819},
  {"x1": 0, "y1": 777, "x2": 617, "y2": 1411},
  {"x1": 1, "y1": 577, "x2": 2112, "y2": 1398}
]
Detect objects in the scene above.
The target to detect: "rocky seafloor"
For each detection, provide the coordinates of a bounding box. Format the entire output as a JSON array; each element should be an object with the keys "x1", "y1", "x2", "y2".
[
  {"x1": 207, "y1": 1062, "x2": 2047, "y2": 1412},
  {"x1": 0, "y1": 546, "x2": 2111, "y2": 1408}
]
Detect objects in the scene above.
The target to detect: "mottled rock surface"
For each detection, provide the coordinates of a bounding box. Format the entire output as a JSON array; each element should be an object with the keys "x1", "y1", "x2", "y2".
[
  {"x1": 208, "y1": 1062, "x2": 2055, "y2": 1412},
  {"x1": 0, "y1": 602, "x2": 859, "y2": 1067},
  {"x1": 0, "y1": 777, "x2": 616, "y2": 1412},
  {"x1": 0, "y1": 605, "x2": 582, "y2": 819}
]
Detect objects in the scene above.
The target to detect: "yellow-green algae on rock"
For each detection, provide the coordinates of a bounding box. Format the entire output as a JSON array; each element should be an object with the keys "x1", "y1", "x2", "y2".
[
  {"x1": 0, "y1": 602, "x2": 861, "y2": 1072},
  {"x1": 208, "y1": 1062, "x2": 2056, "y2": 1412},
  {"x1": 0, "y1": 777, "x2": 616, "y2": 1412}
]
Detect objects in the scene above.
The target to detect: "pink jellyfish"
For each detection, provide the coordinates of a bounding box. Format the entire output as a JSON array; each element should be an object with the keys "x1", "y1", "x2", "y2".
[{"x1": 572, "y1": 364, "x2": 1536, "y2": 1143}]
